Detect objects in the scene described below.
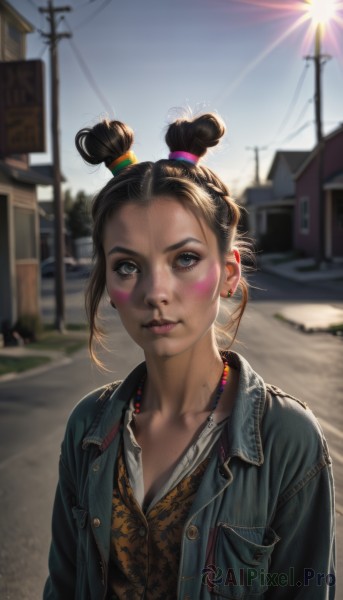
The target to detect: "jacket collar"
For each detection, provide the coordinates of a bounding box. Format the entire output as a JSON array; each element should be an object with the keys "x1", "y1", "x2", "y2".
[
  {"x1": 82, "y1": 362, "x2": 147, "y2": 451},
  {"x1": 82, "y1": 351, "x2": 266, "y2": 466},
  {"x1": 222, "y1": 351, "x2": 265, "y2": 466}
]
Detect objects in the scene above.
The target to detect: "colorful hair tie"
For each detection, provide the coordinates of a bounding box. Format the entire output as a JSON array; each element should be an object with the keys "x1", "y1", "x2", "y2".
[
  {"x1": 107, "y1": 151, "x2": 138, "y2": 175},
  {"x1": 169, "y1": 151, "x2": 200, "y2": 165}
]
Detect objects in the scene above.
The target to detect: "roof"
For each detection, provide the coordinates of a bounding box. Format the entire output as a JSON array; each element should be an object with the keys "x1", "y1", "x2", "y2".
[
  {"x1": 31, "y1": 164, "x2": 67, "y2": 183},
  {"x1": 323, "y1": 171, "x2": 343, "y2": 191},
  {"x1": 0, "y1": 0, "x2": 34, "y2": 33},
  {"x1": 294, "y1": 124, "x2": 343, "y2": 181},
  {"x1": 267, "y1": 151, "x2": 310, "y2": 181},
  {"x1": 0, "y1": 161, "x2": 59, "y2": 186},
  {"x1": 241, "y1": 183, "x2": 273, "y2": 206}
]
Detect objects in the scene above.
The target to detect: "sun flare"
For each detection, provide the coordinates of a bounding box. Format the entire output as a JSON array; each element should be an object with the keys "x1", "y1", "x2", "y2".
[{"x1": 305, "y1": 0, "x2": 338, "y2": 25}]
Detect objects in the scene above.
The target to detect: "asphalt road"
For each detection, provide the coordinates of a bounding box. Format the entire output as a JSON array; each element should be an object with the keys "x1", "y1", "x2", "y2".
[{"x1": 0, "y1": 270, "x2": 341, "y2": 599}]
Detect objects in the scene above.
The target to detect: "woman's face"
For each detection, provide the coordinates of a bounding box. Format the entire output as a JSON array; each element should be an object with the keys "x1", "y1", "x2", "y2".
[{"x1": 103, "y1": 196, "x2": 238, "y2": 359}]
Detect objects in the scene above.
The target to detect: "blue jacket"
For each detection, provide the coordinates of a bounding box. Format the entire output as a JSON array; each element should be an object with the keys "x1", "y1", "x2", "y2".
[{"x1": 44, "y1": 352, "x2": 335, "y2": 599}]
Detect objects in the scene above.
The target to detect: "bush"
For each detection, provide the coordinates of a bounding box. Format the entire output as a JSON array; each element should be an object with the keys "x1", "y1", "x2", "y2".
[{"x1": 12, "y1": 314, "x2": 43, "y2": 343}]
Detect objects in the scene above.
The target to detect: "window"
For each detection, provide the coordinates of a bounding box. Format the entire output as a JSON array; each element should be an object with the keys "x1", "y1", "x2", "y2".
[
  {"x1": 14, "y1": 208, "x2": 37, "y2": 259},
  {"x1": 4, "y1": 20, "x2": 23, "y2": 60},
  {"x1": 300, "y1": 197, "x2": 309, "y2": 234},
  {"x1": 6, "y1": 22, "x2": 21, "y2": 44}
]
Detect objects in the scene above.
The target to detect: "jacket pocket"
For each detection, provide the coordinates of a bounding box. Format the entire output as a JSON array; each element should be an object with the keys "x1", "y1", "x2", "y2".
[{"x1": 211, "y1": 524, "x2": 280, "y2": 599}]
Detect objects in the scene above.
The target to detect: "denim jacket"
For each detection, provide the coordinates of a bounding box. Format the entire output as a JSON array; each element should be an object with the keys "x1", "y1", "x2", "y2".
[{"x1": 43, "y1": 352, "x2": 335, "y2": 599}]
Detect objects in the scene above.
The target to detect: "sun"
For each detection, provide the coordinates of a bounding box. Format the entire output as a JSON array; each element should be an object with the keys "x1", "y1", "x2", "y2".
[{"x1": 305, "y1": 0, "x2": 338, "y2": 25}]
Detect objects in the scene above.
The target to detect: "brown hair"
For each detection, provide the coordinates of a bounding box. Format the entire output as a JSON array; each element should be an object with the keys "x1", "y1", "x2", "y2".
[{"x1": 75, "y1": 113, "x2": 250, "y2": 365}]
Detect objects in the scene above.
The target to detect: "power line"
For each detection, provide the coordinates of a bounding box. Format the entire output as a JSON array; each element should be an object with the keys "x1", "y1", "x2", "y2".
[
  {"x1": 291, "y1": 97, "x2": 313, "y2": 131},
  {"x1": 71, "y1": 0, "x2": 99, "y2": 8},
  {"x1": 27, "y1": 0, "x2": 39, "y2": 9},
  {"x1": 265, "y1": 62, "x2": 310, "y2": 148},
  {"x1": 72, "y1": 0, "x2": 112, "y2": 30},
  {"x1": 63, "y1": 18, "x2": 114, "y2": 114},
  {"x1": 275, "y1": 63, "x2": 310, "y2": 137},
  {"x1": 278, "y1": 121, "x2": 313, "y2": 146},
  {"x1": 39, "y1": 43, "x2": 49, "y2": 59}
]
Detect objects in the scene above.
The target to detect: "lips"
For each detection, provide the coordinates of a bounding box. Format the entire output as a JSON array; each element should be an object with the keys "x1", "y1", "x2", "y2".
[
  {"x1": 143, "y1": 318, "x2": 178, "y2": 334},
  {"x1": 143, "y1": 319, "x2": 176, "y2": 327}
]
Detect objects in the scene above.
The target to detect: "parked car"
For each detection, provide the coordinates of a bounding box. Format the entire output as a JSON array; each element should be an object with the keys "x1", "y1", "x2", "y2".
[{"x1": 40, "y1": 256, "x2": 78, "y2": 277}]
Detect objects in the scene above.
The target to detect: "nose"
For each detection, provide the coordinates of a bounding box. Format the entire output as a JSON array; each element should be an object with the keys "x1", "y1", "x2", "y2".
[{"x1": 142, "y1": 268, "x2": 170, "y2": 308}]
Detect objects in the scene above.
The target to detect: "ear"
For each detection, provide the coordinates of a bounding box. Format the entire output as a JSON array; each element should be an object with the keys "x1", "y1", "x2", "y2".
[{"x1": 219, "y1": 248, "x2": 241, "y2": 298}]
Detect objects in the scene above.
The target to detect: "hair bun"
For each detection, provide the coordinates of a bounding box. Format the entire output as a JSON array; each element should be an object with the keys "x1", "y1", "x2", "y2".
[
  {"x1": 75, "y1": 119, "x2": 134, "y2": 167},
  {"x1": 165, "y1": 113, "x2": 226, "y2": 159}
]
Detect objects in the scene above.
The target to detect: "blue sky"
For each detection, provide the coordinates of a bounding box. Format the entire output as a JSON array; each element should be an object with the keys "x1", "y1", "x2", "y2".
[{"x1": 10, "y1": 0, "x2": 343, "y2": 199}]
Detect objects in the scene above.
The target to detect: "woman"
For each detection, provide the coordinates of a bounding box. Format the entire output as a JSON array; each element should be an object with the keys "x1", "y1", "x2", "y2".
[{"x1": 44, "y1": 113, "x2": 335, "y2": 599}]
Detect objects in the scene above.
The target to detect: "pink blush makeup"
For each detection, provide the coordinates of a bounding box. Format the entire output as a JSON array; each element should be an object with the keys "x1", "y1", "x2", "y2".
[
  {"x1": 110, "y1": 289, "x2": 131, "y2": 304},
  {"x1": 189, "y1": 268, "x2": 219, "y2": 297}
]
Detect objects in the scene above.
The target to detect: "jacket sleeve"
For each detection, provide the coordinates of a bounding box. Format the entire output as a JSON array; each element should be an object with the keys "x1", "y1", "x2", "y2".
[
  {"x1": 43, "y1": 451, "x2": 78, "y2": 599},
  {"x1": 267, "y1": 453, "x2": 336, "y2": 599}
]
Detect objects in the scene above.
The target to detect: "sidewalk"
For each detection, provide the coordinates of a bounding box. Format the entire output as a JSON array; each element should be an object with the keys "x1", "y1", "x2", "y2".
[
  {"x1": 259, "y1": 252, "x2": 343, "y2": 283},
  {"x1": 1, "y1": 256, "x2": 342, "y2": 383},
  {"x1": 0, "y1": 328, "x2": 88, "y2": 383},
  {"x1": 0, "y1": 345, "x2": 72, "y2": 382},
  {"x1": 259, "y1": 253, "x2": 343, "y2": 333}
]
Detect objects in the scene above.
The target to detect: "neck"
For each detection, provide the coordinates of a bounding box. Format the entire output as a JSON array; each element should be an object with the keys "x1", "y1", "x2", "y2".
[{"x1": 142, "y1": 338, "x2": 225, "y2": 417}]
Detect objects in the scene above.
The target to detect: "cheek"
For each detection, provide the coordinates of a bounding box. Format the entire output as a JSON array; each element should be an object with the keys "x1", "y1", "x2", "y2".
[
  {"x1": 108, "y1": 288, "x2": 132, "y2": 305},
  {"x1": 188, "y1": 266, "x2": 220, "y2": 298}
]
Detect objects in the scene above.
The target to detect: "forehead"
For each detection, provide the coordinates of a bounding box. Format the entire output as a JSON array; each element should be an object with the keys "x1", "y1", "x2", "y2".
[{"x1": 103, "y1": 196, "x2": 217, "y2": 251}]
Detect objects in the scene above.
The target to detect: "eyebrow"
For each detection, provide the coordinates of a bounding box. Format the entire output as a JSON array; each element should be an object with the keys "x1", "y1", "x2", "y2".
[{"x1": 107, "y1": 237, "x2": 204, "y2": 256}]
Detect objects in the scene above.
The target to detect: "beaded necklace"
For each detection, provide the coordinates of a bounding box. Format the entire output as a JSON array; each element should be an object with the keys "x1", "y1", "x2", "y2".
[{"x1": 134, "y1": 359, "x2": 229, "y2": 428}]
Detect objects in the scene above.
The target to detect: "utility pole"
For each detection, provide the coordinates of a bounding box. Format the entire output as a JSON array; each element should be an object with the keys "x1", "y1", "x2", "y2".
[
  {"x1": 306, "y1": 22, "x2": 330, "y2": 144},
  {"x1": 306, "y1": 23, "x2": 330, "y2": 265},
  {"x1": 314, "y1": 25, "x2": 323, "y2": 143},
  {"x1": 39, "y1": 1, "x2": 71, "y2": 332},
  {"x1": 246, "y1": 146, "x2": 266, "y2": 185}
]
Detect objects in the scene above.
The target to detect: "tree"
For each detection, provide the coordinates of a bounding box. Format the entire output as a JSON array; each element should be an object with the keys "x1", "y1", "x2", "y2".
[{"x1": 64, "y1": 190, "x2": 92, "y2": 239}]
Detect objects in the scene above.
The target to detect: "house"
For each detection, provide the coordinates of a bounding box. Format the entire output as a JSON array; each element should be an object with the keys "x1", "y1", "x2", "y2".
[
  {"x1": 0, "y1": 1, "x2": 51, "y2": 330},
  {"x1": 294, "y1": 125, "x2": 343, "y2": 260},
  {"x1": 239, "y1": 183, "x2": 272, "y2": 248},
  {"x1": 38, "y1": 191, "x2": 71, "y2": 263},
  {"x1": 241, "y1": 151, "x2": 310, "y2": 251}
]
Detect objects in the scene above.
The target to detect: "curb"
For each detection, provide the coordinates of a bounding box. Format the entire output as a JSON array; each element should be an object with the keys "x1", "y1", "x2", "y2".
[
  {"x1": 274, "y1": 314, "x2": 343, "y2": 336},
  {"x1": 0, "y1": 355, "x2": 73, "y2": 383},
  {"x1": 260, "y1": 263, "x2": 343, "y2": 283}
]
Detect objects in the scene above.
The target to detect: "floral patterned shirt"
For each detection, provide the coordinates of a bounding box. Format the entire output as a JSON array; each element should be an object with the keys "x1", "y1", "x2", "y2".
[{"x1": 108, "y1": 438, "x2": 210, "y2": 600}]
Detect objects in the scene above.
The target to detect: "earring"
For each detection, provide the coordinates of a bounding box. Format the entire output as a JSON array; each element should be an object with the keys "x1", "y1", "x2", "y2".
[
  {"x1": 110, "y1": 300, "x2": 116, "y2": 309},
  {"x1": 227, "y1": 289, "x2": 232, "y2": 298}
]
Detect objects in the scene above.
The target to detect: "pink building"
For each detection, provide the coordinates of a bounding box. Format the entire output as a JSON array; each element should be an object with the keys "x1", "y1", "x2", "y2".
[{"x1": 294, "y1": 126, "x2": 343, "y2": 260}]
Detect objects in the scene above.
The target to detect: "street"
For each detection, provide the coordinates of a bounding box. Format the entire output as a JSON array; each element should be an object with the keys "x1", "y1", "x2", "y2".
[{"x1": 0, "y1": 270, "x2": 342, "y2": 599}]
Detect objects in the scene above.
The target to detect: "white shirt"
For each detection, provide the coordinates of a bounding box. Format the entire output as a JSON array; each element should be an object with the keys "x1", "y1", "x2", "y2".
[{"x1": 123, "y1": 399, "x2": 230, "y2": 512}]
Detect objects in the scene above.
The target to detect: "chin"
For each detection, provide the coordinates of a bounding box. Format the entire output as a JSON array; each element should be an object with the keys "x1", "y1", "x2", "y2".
[{"x1": 140, "y1": 338, "x2": 199, "y2": 361}]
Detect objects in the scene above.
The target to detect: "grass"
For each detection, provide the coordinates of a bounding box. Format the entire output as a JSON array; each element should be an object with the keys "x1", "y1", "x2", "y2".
[
  {"x1": 274, "y1": 314, "x2": 343, "y2": 336},
  {"x1": 0, "y1": 323, "x2": 88, "y2": 377},
  {"x1": 43, "y1": 322, "x2": 88, "y2": 332},
  {"x1": 0, "y1": 355, "x2": 51, "y2": 376},
  {"x1": 274, "y1": 313, "x2": 288, "y2": 323},
  {"x1": 27, "y1": 325, "x2": 88, "y2": 355},
  {"x1": 328, "y1": 323, "x2": 343, "y2": 335}
]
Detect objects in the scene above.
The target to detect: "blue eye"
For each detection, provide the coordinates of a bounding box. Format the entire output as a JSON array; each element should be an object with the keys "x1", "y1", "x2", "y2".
[
  {"x1": 114, "y1": 261, "x2": 139, "y2": 277},
  {"x1": 175, "y1": 253, "x2": 200, "y2": 270}
]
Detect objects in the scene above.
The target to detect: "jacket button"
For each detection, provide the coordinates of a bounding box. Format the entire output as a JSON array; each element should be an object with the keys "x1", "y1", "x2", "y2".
[
  {"x1": 138, "y1": 526, "x2": 146, "y2": 537},
  {"x1": 93, "y1": 517, "x2": 101, "y2": 528},
  {"x1": 186, "y1": 524, "x2": 199, "y2": 540},
  {"x1": 92, "y1": 463, "x2": 100, "y2": 472}
]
